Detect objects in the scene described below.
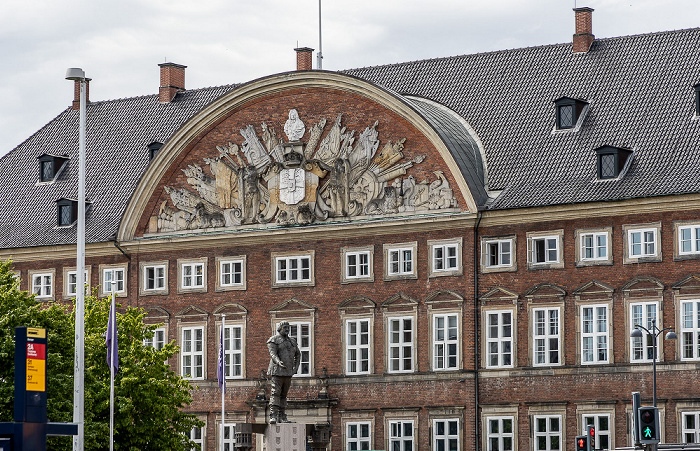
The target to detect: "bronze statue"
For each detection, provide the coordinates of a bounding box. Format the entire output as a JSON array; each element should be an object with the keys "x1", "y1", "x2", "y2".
[{"x1": 267, "y1": 321, "x2": 301, "y2": 424}]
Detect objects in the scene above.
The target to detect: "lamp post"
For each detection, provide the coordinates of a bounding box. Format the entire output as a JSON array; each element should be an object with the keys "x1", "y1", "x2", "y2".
[
  {"x1": 65, "y1": 67, "x2": 87, "y2": 451},
  {"x1": 630, "y1": 318, "x2": 677, "y2": 407}
]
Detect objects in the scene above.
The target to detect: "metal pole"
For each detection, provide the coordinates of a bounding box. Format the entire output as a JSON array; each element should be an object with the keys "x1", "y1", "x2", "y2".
[
  {"x1": 317, "y1": 0, "x2": 323, "y2": 69},
  {"x1": 221, "y1": 314, "x2": 226, "y2": 451},
  {"x1": 73, "y1": 76, "x2": 86, "y2": 451},
  {"x1": 652, "y1": 319, "x2": 657, "y2": 407},
  {"x1": 110, "y1": 287, "x2": 115, "y2": 451}
]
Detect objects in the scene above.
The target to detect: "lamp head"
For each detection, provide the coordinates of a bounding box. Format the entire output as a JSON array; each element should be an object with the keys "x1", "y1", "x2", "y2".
[
  {"x1": 630, "y1": 327, "x2": 643, "y2": 338},
  {"x1": 665, "y1": 330, "x2": 677, "y2": 340},
  {"x1": 65, "y1": 68, "x2": 86, "y2": 81}
]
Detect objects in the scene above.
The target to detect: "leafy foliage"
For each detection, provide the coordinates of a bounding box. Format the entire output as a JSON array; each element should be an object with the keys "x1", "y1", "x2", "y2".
[{"x1": 0, "y1": 260, "x2": 203, "y2": 450}]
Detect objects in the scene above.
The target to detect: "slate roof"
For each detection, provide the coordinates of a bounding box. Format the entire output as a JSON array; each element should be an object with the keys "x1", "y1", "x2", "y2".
[
  {"x1": 344, "y1": 28, "x2": 700, "y2": 210},
  {"x1": 3, "y1": 28, "x2": 700, "y2": 249},
  {"x1": 0, "y1": 86, "x2": 234, "y2": 249}
]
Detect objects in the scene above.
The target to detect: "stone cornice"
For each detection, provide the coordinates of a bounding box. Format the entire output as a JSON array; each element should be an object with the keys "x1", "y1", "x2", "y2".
[{"x1": 0, "y1": 242, "x2": 121, "y2": 262}]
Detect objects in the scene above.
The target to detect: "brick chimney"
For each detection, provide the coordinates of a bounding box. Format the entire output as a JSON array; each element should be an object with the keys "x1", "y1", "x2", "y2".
[
  {"x1": 71, "y1": 79, "x2": 90, "y2": 110},
  {"x1": 295, "y1": 47, "x2": 314, "y2": 71},
  {"x1": 573, "y1": 7, "x2": 595, "y2": 53},
  {"x1": 159, "y1": 62, "x2": 187, "y2": 103}
]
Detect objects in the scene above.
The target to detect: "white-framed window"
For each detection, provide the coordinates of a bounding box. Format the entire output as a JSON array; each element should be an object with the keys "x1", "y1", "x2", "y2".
[
  {"x1": 221, "y1": 423, "x2": 235, "y2": 451},
  {"x1": 581, "y1": 232, "x2": 608, "y2": 261},
  {"x1": 630, "y1": 301, "x2": 658, "y2": 362},
  {"x1": 31, "y1": 272, "x2": 53, "y2": 299},
  {"x1": 65, "y1": 269, "x2": 89, "y2": 297},
  {"x1": 188, "y1": 424, "x2": 205, "y2": 451},
  {"x1": 624, "y1": 223, "x2": 662, "y2": 263},
  {"x1": 485, "y1": 310, "x2": 513, "y2": 368},
  {"x1": 680, "y1": 300, "x2": 700, "y2": 361},
  {"x1": 100, "y1": 265, "x2": 127, "y2": 296},
  {"x1": 527, "y1": 230, "x2": 564, "y2": 269},
  {"x1": 144, "y1": 327, "x2": 166, "y2": 350},
  {"x1": 581, "y1": 304, "x2": 609, "y2": 364},
  {"x1": 181, "y1": 262, "x2": 205, "y2": 289},
  {"x1": 388, "y1": 420, "x2": 414, "y2": 451},
  {"x1": 222, "y1": 324, "x2": 244, "y2": 378},
  {"x1": 483, "y1": 238, "x2": 514, "y2": 270},
  {"x1": 678, "y1": 224, "x2": 700, "y2": 256},
  {"x1": 272, "y1": 253, "x2": 314, "y2": 286},
  {"x1": 346, "y1": 318, "x2": 371, "y2": 375},
  {"x1": 387, "y1": 316, "x2": 414, "y2": 373},
  {"x1": 533, "y1": 415, "x2": 562, "y2": 451},
  {"x1": 486, "y1": 416, "x2": 514, "y2": 451},
  {"x1": 139, "y1": 261, "x2": 168, "y2": 296},
  {"x1": 533, "y1": 307, "x2": 561, "y2": 366},
  {"x1": 346, "y1": 250, "x2": 371, "y2": 280},
  {"x1": 181, "y1": 326, "x2": 205, "y2": 379},
  {"x1": 582, "y1": 414, "x2": 611, "y2": 450},
  {"x1": 287, "y1": 321, "x2": 311, "y2": 376},
  {"x1": 216, "y1": 256, "x2": 246, "y2": 291},
  {"x1": 681, "y1": 411, "x2": 700, "y2": 444},
  {"x1": 433, "y1": 313, "x2": 459, "y2": 371},
  {"x1": 433, "y1": 418, "x2": 460, "y2": 451},
  {"x1": 429, "y1": 238, "x2": 462, "y2": 277},
  {"x1": 383, "y1": 242, "x2": 418, "y2": 280},
  {"x1": 346, "y1": 421, "x2": 372, "y2": 450}
]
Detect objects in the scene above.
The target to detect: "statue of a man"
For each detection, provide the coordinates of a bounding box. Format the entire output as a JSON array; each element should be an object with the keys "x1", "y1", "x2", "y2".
[
  {"x1": 284, "y1": 109, "x2": 306, "y2": 142},
  {"x1": 267, "y1": 321, "x2": 301, "y2": 424}
]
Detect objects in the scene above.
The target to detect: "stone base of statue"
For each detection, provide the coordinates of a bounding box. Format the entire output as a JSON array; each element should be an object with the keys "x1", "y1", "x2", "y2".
[{"x1": 263, "y1": 423, "x2": 306, "y2": 451}]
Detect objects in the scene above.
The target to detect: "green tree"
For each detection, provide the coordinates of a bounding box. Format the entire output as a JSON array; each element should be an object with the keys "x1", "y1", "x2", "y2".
[{"x1": 0, "y1": 261, "x2": 203, "y2": 450}]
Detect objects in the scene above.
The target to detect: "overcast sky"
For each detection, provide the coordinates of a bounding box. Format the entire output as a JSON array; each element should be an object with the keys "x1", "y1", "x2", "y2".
[{"x1": 2, "y1": 0, "x2": 699, "y2": 155}]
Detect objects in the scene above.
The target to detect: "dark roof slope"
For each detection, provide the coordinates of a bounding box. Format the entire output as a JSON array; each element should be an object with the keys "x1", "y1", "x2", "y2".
[
  {"x1": 0, "y1": 86, "x2": 234, "y2": 249},
  {"x1": 344, "y1": 28, "x2": 700, "y2": 209}
]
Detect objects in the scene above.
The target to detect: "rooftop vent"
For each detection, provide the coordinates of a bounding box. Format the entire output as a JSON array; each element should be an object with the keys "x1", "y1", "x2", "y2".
[{"x1": 573, "y1": 7, "x2": 595, "y2": 53}]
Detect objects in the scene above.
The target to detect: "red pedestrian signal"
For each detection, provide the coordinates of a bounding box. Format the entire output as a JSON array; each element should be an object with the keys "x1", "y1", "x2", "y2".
[{"x1": 575, "y1": 435, "x2": 587, "y2": 451}]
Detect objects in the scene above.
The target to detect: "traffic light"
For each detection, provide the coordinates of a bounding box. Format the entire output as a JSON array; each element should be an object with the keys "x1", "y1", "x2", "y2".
[
  {"x1": 575, "y1": 435, "x2": 587, "y2": 451},
  {"x1": 587, "y1": 425, "x2": 596, "y2": 451},
  {"x1": 637, "y1": 406, "x2": 660, "y2": 445}
]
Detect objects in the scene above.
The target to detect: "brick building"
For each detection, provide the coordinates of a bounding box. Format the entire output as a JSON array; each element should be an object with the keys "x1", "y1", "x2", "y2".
[{"x1": 2, "y1": 8, "x2": 700, "y2": 451}]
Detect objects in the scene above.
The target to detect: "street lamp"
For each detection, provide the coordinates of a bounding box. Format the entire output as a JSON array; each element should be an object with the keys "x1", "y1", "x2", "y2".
[
  {"x1": 65, "y1": 67, "x2": 87, "y2": 451},
  {"x1": 630, "y1": 318, "x2": 677, "y2": 407}
]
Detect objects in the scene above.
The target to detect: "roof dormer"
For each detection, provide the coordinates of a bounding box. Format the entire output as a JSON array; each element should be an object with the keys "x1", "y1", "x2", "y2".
[
  {"x1": 147, "y1": 142, "x2": 163, "y2": 160},
  {"x1": 38, "y1": 154, "x2": 69, "y2": 183},
  {"x1": 694, "y1": 83, "x2": 700, "y2": 116},
  {"x1": 56, "y1": 198, "x2": 91, "y2": 227},
  {"x1": 595, "y1": 145, "x2": 633, "y2": 180},
  {"x1": 553, "y1": 97, "x2": 589, "y2": 131}
]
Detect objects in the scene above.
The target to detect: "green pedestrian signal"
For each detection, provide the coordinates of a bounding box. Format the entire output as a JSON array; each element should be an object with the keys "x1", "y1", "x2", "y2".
[
  {"x1": 643, "y1": 426, "x2": 653, "y2": 438},
  {"x1": 637, "y1": 406, "x2": 659, "y2": 445}
]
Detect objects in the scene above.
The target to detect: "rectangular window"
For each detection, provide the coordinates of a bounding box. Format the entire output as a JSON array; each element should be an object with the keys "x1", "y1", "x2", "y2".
[
  {"x1": 223, "y1": 325, "x2": 243, "y2": 378},
  {"x1": 433, "y1": 313, "x2": 458, "y2": 370},
  {"x1": 388, "y1": 248, "x2": 414, "y2": 276},
  {"x1": 103, "y1": 268, "x2": 125, "y2": 293},
  {"x1": 32, "y1": 273, "x2": 53, "y2": 298},
  {"x1": 220, "y1": 260, "x2": 243, "y2": 287},
  {"x1": 388, "y1": 317, "x2": 414, "y2": 373},
  {"x1": 188, "y1": 425, "x2": 204, "y2": 451},
  {"x1": 144, "y1": 265, "x2": 166, "y2": 291},
  {"x1": 433, "y1": 419, "x2": 459, "y2": 451},
  {"x1": 432, "y1": 243, "x2": 459, "y2": 273},
  {"x1": 287, "y1": 321, "x2": 311, "y2": 376},
  {"x1": 388, "y1": 420, "x2": 414, "y2": 451},
  {"x1": 533, "y1": 415, "x2": 562, "y2": 451},
  {"x1": 581, "y1": 305, "x2": 609, "y2": 364},
  {"x1": 276, "y1": 256, "x2": 311, "y2": 283},
  {"x1": 681, "y1": 300, "x2": 700, "y2": 360},
  {"x1": 679, "y1": 226, "x2": 700, "y2": 255},
  {"x1": 532, "y1": 237, "x2": 559, "y2": 264},
  {"x1": 66, "y1": 270, "x2": 88, "y2": 296},
  {"x1": 486, "y1": 240, "x2": 512, "y2": 268},
  {"x1": 630, "y1": 302, "x2": 658, "y2": 362},
  {"x1": 486, "y1": 416, "x2": 514, "y2": 451},
  {"x1": 182, "y1": 263, "x2": 204, "y2": 288},
  {"x1": 486, "y1": 311, "x2": 513, "y2": 368},
  {"x1": 346, "y1": 421, "x2": 371, "y2": 450},
  {"x1": 222, "y1": 423, "x2": 235, "y2": 451},
  {"x1": 582, "y1": 414, "x2": 611, "y2": 450},
  {"x1": 181, "y1": 326, "x2": 204, "y2": 379},
  {"x1": 581, "y1": 233, "x2": 608, "y2": 261},
  {"x1": 533, "y1": 308, "x2": 560, "y2": 366},
  {"x1": 346, "y1": 318, "x2": 371, "y2": 375},
  {"x1": 346, "y1": 251, "x2": 370, "y2": 279},
  {"x1": 629, "y1": 229, "x2": 656, "y2": 258},
  {"x1": 682, "y1": 412, "x2": 700, "y2": 444},
  {"x1": 144, "y1": 327, "x2": 166, "y2": 350}
]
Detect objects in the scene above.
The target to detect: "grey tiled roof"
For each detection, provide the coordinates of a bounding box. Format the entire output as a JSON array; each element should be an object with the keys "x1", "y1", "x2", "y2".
[
  {"x1": 0, "y1": 86, "x2": 235, "y2": 249},
  {"x1": 344, "y1": 28, "x2": 700, "y2": 210}
]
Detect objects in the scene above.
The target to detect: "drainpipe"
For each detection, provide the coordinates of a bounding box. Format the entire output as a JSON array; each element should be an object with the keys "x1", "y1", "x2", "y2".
[
  {"x1": 473, "y1": 210, "x2": 483, "y2": 451},
  {"x1": 111, "y1": 237, "x2": 132, "y2": 306}
]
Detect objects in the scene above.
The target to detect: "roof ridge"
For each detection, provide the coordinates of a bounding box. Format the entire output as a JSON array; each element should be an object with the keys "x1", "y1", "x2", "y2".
[{"x1": 85, "y1": 83, "x2": 239, "y2": 106}]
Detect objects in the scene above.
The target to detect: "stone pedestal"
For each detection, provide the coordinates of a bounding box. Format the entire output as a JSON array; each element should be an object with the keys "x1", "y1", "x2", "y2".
[{"x1": 263, "y1": 423, "x2": 306, "y2": 451}]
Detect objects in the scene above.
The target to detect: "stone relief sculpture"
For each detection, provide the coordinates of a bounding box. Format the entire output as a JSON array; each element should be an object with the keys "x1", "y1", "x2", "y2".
[{"x1": 153, "y1": 108, "x2": 459, "y2": 233}]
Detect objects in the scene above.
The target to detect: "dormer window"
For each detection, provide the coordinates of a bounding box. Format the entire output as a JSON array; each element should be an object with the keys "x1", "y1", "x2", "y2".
[
  {"x1": 148, "y1": 142, "x2": 163, "y2": 160},
  {"x1": 56, "y1": 198, "x2": 91, "y2": 226},
  {"x1": 38, "y1": 154, "x2": 68, "y2": 183},
  {"x1": 554, "y1": 97, "x2": 588, "y2": 130},
  {"x1": 694, "y1": 84, "x2": 700, "y2": 116},
  {"x1": 595, "y1": 145, "x2": 632, "y2": 179}
]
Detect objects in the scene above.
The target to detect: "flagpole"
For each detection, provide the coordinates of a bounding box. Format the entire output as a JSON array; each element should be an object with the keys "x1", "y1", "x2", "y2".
[
  {"x1": 109, "y1": 288, "x2": 115, "y2": 451},
  {"x1": 221, "y1": 314, "x2": 226, "y2": 451}
]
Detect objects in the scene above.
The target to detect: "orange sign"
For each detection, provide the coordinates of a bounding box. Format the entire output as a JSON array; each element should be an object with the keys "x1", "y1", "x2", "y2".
[{"x1": 26, "y1": 342, "x2": 46, "y2": 391}]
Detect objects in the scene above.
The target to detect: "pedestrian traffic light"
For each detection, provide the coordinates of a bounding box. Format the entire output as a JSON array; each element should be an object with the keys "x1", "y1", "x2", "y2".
[
  {"x1": 587, "y1": 425, "x2": 596, "y2": 451},
  {"x1": 575, "y1": 435, "x2": 587, "y2": 451},
  {"x1": 637, "y1": 406, "x2": 660, "y2": 445}
]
